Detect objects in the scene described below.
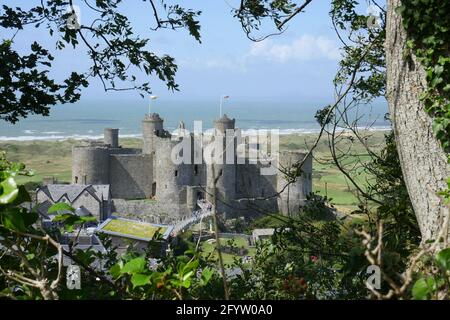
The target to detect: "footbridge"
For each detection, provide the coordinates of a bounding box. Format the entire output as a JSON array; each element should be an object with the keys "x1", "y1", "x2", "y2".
[{"x1": 171, "y1": 200, "x2": 214, "y2": 236}]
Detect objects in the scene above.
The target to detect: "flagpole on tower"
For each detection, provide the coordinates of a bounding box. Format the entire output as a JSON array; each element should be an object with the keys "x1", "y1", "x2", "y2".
[
  {"x1": 149, "y1": 95, "x2": 158, "y2": 115},
  {"x1": 220, "y1": 95, "x2": 229, "y2": 117}
]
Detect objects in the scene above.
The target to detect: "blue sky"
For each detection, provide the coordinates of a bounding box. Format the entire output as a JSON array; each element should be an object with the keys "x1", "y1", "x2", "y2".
[{"x1": 7, "y1": 1, "x2": 357, "y2": 103}]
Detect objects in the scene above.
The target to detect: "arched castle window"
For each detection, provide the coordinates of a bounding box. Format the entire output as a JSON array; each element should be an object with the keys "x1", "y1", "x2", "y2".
[
  {"x1": 194, "y1": 165, "x2": 198, "y2": 175},
  {"x1": 75, "y1": 176, "x2": 78, "y2": 183}
]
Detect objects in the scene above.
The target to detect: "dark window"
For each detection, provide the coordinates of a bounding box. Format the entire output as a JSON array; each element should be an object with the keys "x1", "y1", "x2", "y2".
[
  {"x1": 194, "y1": 165, "x2": 198, "y2": 175},
  {"x1": 218, "y1": 169, "x2": 223, "y2": 176},
  {"x1": 151, "y1": 182, "x2": 157, "y2": 197},
  {"x1": 75, "y1": 176, "x2": 78, "y2": 183},
  {"x1": 175, "y1": 170, "x2": 178, "y2": 177}
]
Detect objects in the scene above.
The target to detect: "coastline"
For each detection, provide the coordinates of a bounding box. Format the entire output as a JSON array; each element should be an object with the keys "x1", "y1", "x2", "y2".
[{"x1": 0, "y1": 126, "x2": 391, "y2": 142}]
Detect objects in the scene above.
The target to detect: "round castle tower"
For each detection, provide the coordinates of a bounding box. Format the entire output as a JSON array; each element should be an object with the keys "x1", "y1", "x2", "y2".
[
  {"x1": 72, "y1": 143, "x2": 110, "y2": 185},
  {"x1": 207, "y1": 114, "x2": 237, "y2": 216},
  {"x1": 104, "y1": 128, "x2": 119, "y2": 148},
  {"x1": 277, "y1": 150, "x2": 313, "y2": 216},
  {"x1": 142, "y1": 113, "x2": 164, "y2": 155}
]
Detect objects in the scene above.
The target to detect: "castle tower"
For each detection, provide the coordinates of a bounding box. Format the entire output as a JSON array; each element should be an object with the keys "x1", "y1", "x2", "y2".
[
  {"x1": 104, "y1": 128, "x2": 119, "y2": 148},
  {"x1": 277, "y1": 150, "x2": 313, "y2": 216},
  {"x1": 149, "y1": 117, "x2": 193, "y2": 219},
  {"x1": 72, "y1": 143, "x2": 110, "y2": 185},
  {"x1": 207, "y1": 114, "x2": 237, "y2": 216},
  {"x1": 142, "y1": 113, "x2": 164, "y2": 155}
]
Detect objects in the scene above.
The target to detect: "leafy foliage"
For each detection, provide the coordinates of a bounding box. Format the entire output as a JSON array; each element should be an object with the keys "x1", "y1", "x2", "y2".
[
  {"x1": 396, "y1": 0, "x2": 450, "y2": 152},
  {"x1": 0, "y1": 1, "x2": 202, "y2": 122}
]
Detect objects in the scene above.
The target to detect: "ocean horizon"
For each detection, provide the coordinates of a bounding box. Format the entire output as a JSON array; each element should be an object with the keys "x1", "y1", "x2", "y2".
[{"x1": 0, "y1": 98, "x2": 390, "y2": 141}]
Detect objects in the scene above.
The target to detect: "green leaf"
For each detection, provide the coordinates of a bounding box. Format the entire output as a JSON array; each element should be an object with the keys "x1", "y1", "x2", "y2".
[
  {"x1": 131, "y1": 273, "x2": 151, "y2": 288},
  {"x1": 200, "y1": 267, "x2": 213, "y2": 285},
  {"x1": 181, "y1": 278, "x2": 192, "y2": 288},
  {"x1": 50, "y1": 213, "x2": 72, "y2": 222},
  {"x1": 2, "y1": 208, "x2": 26, "y2": 232},
  {"x1": 182, "y1": 270, "x2": 194, "y2": 282},
  {"x1": 109, "y1": 263, "x2": 122, "y2": 279},
  {"x1": 0, "y1": 177, "x2": 19, "y2": 204},
  {"x1": 412, "y1": 277, "x2": 436, "y2": 300},
  {"x1": 22, "y1": 209, "x2": 38, "y2": 227},
  {"x1": 121, "y1": 256, "x2": 146, "y2": 274},
  {"x1": 48, "y1": 202, "x2": 75, "y2": 214},
  {"x1": 435, "y1": 248, "x2": 450, "y2": 270},
  {"x1": 182, "y1": 259, "x2": 199, "y2": 275}
]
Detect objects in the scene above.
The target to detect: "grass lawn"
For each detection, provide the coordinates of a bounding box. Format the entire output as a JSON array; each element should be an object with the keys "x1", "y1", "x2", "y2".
[
  {"x1": 201, "y1": 236, "x2": 256, "y2": 266},
  {"x1": 101, "y1": 218, "x2": 167, "y2": 239}
]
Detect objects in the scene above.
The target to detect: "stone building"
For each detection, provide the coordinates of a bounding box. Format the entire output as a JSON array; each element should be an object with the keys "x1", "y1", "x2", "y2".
[
  {"x1": 36, "y1": 184, "x2": 112, "y2": 222},
  {"x1": 70, "y1": 113, "x2": 313, "y2": 222}
]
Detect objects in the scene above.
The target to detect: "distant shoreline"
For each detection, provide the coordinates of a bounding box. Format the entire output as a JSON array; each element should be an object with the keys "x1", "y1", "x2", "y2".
[{"x1": 0, "y1": 126, "x2": 392, "y2": 142}]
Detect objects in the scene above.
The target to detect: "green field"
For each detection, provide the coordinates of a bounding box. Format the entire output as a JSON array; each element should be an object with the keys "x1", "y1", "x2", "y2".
[{"x1": 0, "y1": 131, "x2": 387, "y2": 212}]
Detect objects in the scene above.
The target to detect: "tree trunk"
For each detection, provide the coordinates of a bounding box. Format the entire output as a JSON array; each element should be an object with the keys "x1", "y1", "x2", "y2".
[{"x1": 386, "y1": 0, "x2": 449, "y2": 243}]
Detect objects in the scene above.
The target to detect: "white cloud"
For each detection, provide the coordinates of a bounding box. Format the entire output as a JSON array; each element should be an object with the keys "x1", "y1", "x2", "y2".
[
  {"x1": 179, "y1": 56, "x2": 248, "y2": 72},
  {"x1": 249, "y1": 34, "x2": 341, "y2": 62}
]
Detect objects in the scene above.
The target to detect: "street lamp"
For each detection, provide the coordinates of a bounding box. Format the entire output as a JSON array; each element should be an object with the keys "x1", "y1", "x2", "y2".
[
  {"x1": 219, "y1": 95, "x2": 229, "y2": 117},
  {"x1": 148, "y1": 95, "x2": 158, "y2": 115}
]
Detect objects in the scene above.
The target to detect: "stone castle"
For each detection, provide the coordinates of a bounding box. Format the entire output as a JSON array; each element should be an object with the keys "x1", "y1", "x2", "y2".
[{"x1": 70, "y1": 113, "x2": 313, "y2": 222}]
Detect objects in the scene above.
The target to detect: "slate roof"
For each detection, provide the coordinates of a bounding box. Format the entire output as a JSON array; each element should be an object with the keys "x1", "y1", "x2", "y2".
[
  {"x1": 75, "y1": 206, "x2": 93, "y2": 217},
  {"x1": 36, "y1": 200, "x2": 53, "y2": 219},
  {"x1": 39, "y1": 184, "x2": 110, "y2": 204}
]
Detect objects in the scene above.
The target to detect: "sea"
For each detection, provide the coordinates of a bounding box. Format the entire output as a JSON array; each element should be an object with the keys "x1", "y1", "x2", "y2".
[{"x1": 0, "y1": 99, "x2": 390, "y2": 141}]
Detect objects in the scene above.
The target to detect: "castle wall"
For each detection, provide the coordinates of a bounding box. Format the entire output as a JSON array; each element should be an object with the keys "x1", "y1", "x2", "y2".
[
  {"x1": 236, "y1": 163, "x2": 277, "y2": 199},
  {"x1": 109, "y1": 154, "x2": 153, "y2": 199},
  {"x1": 111, "y1": 199, "x2": 189, "y2": 224}
]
